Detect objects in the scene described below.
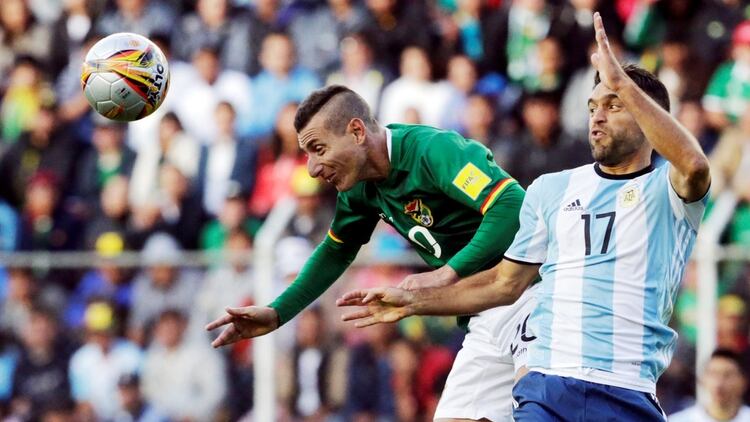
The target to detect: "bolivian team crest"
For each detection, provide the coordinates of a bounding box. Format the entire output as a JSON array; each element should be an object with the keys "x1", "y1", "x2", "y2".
[{"x1": 404, "y1": 199, "x2": 433, "y2": 227}]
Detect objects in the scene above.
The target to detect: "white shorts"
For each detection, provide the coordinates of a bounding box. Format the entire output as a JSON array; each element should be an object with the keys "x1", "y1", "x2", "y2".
[{"x1": 433, "y1": 284, "x2": 538, "y2": 422}]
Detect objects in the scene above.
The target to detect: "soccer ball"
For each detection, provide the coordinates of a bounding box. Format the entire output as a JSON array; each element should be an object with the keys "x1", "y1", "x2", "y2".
[{"x1": 81, "y1": 33, "x2": 169, "y2": 122}]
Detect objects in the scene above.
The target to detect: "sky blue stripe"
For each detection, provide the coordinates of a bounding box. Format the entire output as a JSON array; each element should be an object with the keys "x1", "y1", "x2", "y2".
[
  {"x1": 581, "y1": 180, "x2": 618, "y2": 371},
  {"x1": 528, "y1": 172, "x2": 570, "y2": 369}
]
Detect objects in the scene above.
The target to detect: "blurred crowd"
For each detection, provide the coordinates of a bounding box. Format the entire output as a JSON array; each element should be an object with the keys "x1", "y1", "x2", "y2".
[{"x1": 0, "y1": 0, "x2": 750, "y2": 420}]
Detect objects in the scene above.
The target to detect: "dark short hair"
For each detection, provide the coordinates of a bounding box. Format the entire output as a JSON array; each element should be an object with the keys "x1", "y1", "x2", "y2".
[
  {"x1": 594, "y1": 64, "x2": 670, "y2": 112},
  {"x1": 709, "y1": 348, "x2": 745, "y2": 373},
  {"x1": 294, "y1": 85, "x2": 377, "y2": 134}
]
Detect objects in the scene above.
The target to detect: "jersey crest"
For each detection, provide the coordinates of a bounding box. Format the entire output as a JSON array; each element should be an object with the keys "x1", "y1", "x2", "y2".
[{"x1": 404, "y1": 198, "x2": 434, "y2": 227}]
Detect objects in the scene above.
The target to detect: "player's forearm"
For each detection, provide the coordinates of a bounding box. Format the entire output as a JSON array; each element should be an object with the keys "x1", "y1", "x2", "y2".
[
  {"x1": 447, "y1": 183, "x2": 523, "y2": 277},
  {"x1": 409, "y1": 260, "x2": 535, "y2": 316},
  {"x1": 269, "y1": 238, "x2": 360, "y2": 325},
  {"x1": 616, "y1": 81, "x2": 709, "y2": 178}
]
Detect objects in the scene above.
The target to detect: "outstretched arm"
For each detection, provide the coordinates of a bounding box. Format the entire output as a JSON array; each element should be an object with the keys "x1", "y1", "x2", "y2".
[
  {"x1": 591, "y1": 12, "x2": 710, "y2": 201},
  {"x1": 337, "y1": 259, "x2": 540, "y2": 327}
]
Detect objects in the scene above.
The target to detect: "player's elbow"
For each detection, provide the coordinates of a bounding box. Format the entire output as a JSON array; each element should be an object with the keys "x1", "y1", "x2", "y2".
[{"x1": 684, "y1": 155, "x2": 711, "y2": 186}]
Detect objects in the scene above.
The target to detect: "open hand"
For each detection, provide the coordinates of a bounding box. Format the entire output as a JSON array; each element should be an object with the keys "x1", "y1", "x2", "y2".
[
  {"x1": 205, "y1": 306, "x2": 279, "y2": 348},
  {"x1": 336, "y1": 287, "x2": 414, "y2": 327},
  {"x1": 590, "y1": 11, "x2": 630, "y2": 92}
]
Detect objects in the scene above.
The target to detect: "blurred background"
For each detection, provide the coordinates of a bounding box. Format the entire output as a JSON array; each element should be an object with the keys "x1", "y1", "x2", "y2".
[{"x1": 0, "y1": 0, "x2": 749, "y2": 421}]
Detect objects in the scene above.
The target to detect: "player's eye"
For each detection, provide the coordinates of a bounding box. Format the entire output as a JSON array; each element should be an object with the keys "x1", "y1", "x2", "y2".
[
  {"x1": 314, "y1": 145, "x2": 324, "y2": 155},
  {"x1": 609, "y1": 104, "x2": 621, "y2": 111},
  {"x1": 588, "y1": 106, "x2": 596, "y2": 115}
]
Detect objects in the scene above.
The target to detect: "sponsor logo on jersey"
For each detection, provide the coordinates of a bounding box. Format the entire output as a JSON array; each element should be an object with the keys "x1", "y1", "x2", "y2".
[
  {"x1": 619, "y1": 184, "x2": 641, "y2": 208},
  {"x1": 563, "y1": 198, "x2": 584, "y2": 212},
  {"x1": 452, "y1": 163, "x2": 491, "y2": 200},
  {"x1": 404, "y1": 199, "x2": 433, "y2": 227}
]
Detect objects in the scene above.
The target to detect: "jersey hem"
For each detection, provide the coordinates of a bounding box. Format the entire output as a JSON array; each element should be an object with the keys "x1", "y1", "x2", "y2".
[
  {"x1": 503, "y1": 255, "x2": 543, "y2": 266},
  {"x1": 529, "y1": 367, "x2": 656, "y2": 394}
]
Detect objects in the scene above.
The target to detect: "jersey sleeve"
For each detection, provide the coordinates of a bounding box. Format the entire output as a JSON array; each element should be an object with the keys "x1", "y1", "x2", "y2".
[
  {"x1": 327, "y1": 189, "x2": 380, "y2": 246},
  {"x1": 421, "y1": 131, "x2": 519, "y2": 214},
  {"x1": 664, "y1": 163, "x2": 709, "y2": 231},
  {"x1": 504, "y1": 176, "x2": 548, "y2": 264}
]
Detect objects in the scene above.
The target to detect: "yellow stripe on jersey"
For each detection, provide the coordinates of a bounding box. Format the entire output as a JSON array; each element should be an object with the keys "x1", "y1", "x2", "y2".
[
  {"x1": 480, "y1": 178, "x2": 516, "y2": 214},
  {"x1": 327, "y1": 229, "x2": 344, "y2": 244}
]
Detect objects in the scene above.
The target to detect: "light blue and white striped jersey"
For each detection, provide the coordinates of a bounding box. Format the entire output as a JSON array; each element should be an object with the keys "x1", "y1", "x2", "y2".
[{"x1": 505, "y1": 162, "x2": 708, "y2": 393}]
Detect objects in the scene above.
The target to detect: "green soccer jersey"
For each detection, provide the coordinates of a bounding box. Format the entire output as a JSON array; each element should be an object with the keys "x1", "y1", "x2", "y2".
[
  {"x1": 269, "y1": 124, "x2": 525, "y2": 326},
  {"x1": 328, "y1": 124, "x2": 520, "y2": 271},
  {"x1": 703, "y1": 60, "x2": 750, "y2": 123}
]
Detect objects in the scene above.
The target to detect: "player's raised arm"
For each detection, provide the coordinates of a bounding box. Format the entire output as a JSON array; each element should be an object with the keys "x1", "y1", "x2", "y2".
[
  {"x1": 591, "y1": 11, "x2": 710, "y2": 201},
  {"x1": 337, "y1": 259, "x2": 540, "y2": 327}
]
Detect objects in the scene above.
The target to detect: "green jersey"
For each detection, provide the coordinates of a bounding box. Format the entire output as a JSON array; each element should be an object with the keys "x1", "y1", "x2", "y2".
[
  {"x1": 703, "y1": 61, "x2": 750, "y2": 123},
  {"x1": 270, "y1": 124, "x2": 525, "y2": 326},
  {"x1": 328, "y1": 123, "x2": 520, "y2": 271}
]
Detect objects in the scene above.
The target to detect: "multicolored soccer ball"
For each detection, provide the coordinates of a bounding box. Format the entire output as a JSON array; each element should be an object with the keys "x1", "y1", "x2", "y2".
[{"x1": 81, "y1": 33, "x2": 169, "y2": 122}]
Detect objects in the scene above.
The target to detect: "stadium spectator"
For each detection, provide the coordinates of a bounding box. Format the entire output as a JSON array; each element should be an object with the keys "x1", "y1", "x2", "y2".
[
  {"x1": 288, "y1": 0, "x2": 368, "y2": 77},
  {"x1": 326, "y1": 33, "x2": 387, "y2": 114},
  {"x1": 18, "y1": 170, "x2": 80, "y2": 251},
  {"x1": 54, "y1": 35, "x2": 100, "y2": 139},
  {"x1": 141, "y1": 309, "x2": 226, "y2": 421},
  {"x1": 171, "y1": 0, "x2": 252, "y2": 74},
  {"x1": 113, "y1": 373, "x2": 168, "y2": 422},
  {"x1": 0, "y1": 199, "x2": 18, "y2": 251},
  {"x1": 83, "y1": 176, "x2": 133, "y2": 251},
  {"x1": 49, "y1": 0, "x2": 95, "y2": 79},
  {"x1": 197, "y1": 101, "x2": 257, "y2": 218},
  {"x1": 74, "y1": 115, "x2": 135, "y2": 213},
  {"x1": 248, "y1": 102, "x2": 307, "y2": 217},
  {"x1": 460, "y1": 93, "x2": 498, "y2": 147},
  {"x1": 0, "y1": 57, "x2": 55, "y2": 144},
  {"x1": 703, "y1": 20, "x2": 750, "y2": 130},
  {"x1": 127, "y1": 233, "x2": 200, "y2": 345},
  {"x1": 191, "y1": 229, "x2": 254, "y2": 341},
  {"x1": 0, "y1": 0, "x2": 52, "y2": 81},
  {"x1": 128, "y1": 112, "x2": 199, "y2": 211},
  {"x1": 360, "y1": 0, "x2": 433, "y2": 74},
  {"x1": 278, "y1": 306, "x2": 348, "y2": 420},
  {"x1": 241, "y1": 32, "x2": 320, "y2": 140},
  {"x1": 0, "y1": 98, "x2": 80, "y2": 208},
  {"x1": 171, "y1": 46, "x2": 253, "y2": 144},
  {"x1": 379, "y1": 46, "x2": 451, "y2": 126},
  {"x1": 678, "y1": 100, "x2": 718, "y2": 155},
  {"x1": 503, "y1": 92, "x2": 590, "y2": 188},
  {"x1": 283, "y1": 165, "x2": 331, "y2": 244},
  {"x1": 689, "y1": 0, "x2": 746, "y2": 71},
  {"x1": 244, "y1": 0, "x2": 286, "y2": 76},
  {"x1": 68, "y1": 301, "x2": 142, "y2": 421},
  {"x1": 438, "y1": 54, "x2": 479, "y2": 131},
  {"x1": 95, "y1": 0, "x2": 175, "y2": 39},
  {"x1": 9, "y1": 306, "x2": 72, "y2": 421},
  {"x1": 200, "y1": 183, "x2": 260, "y2": 252},
  {"x1": 717, "y1": 295, "x2": 748, "y2": 354},
  {"x1": 0, "y1": 267, "x2": 63, "y2": 340},
  {"x1": 345, "y1": 323, "x2": 399, "y2": 420},
  {"x1": 64, "y1": 244, "x2": 132, "y2": 330},
  {"x1": 669, "y1": 349, "x2": 750, "y2": 422}
]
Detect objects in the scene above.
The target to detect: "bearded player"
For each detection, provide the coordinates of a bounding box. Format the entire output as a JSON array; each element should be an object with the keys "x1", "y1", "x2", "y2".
[{"x1": 207, "y1": 84, "x2": 537, "y2": 421}]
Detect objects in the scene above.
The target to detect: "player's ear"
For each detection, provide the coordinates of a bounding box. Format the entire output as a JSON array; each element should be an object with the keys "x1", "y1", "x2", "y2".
[{"x1": 348, "y1": 118, "x2": 366, "y2": 144}]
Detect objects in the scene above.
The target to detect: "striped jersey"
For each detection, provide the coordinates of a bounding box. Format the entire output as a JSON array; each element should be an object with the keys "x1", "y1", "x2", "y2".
[{"x1": 505, "y1": 162, "x2": 708, "y2": 393}]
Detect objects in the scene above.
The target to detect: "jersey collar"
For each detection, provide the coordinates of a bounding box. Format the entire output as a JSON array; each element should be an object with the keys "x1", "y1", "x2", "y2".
[
  {"x1": 594, "y1": 162, "x2": 655, "y2": 180},
  {"x1": 386, "y1": 127, "x2": 392, "y2": 162}
]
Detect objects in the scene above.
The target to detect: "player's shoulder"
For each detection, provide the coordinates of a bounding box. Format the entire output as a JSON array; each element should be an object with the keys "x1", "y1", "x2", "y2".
[
  {"x1": 388, "y1": 123, "x2": 466, "y2": 149},
  {"x1": 529, "y1": 163, "x2": 595, "y2": 192}
]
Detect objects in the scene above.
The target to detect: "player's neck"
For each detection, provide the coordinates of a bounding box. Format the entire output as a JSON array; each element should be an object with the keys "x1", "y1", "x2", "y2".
[
  {"x1": 596, "y1": 152, "x2": 652, "y2": 177},
  {"x1": 364, "y1": 127, "x2": 391, "y2": 182}
]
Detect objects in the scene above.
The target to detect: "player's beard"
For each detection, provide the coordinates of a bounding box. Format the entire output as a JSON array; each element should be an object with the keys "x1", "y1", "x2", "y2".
[{"x1": 590, "y1": 126, "x2": 645, "y2": 167}]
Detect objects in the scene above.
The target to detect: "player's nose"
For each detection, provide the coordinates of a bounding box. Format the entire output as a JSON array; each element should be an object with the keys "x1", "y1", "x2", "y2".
[
  {"x1": 591, "y1": 107, "x2": 607, "y2": 124},
  {"x1": 307, "y1": 156, "x2": 322, "y2": 178}
]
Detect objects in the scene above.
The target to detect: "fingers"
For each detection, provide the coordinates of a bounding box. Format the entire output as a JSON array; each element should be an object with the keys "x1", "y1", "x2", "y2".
[
  {"x1": 354, "y1": 316, "x2": 381, "y2": 328},
  {"x1": 337, "y1": 290, "x2": 368, "y2": 305},
  {"x1": 336, "y1": 297, "x2": 368, "y2": 307},
  {"x1": 225, "y1": 306, "x2": 255, "y2": 317},
  {"x1": 211, "y1": 325, "x2": 239, "y2": 348},
  {"x1": 341, "y1": 308, "x2": 374, "y2": 322},
  {"x1": 205, "y1": 313, "x2": 234, "y2": 331},
  {"x1": 593, "y1": 12, "x2": 609, "y2": 50}
]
